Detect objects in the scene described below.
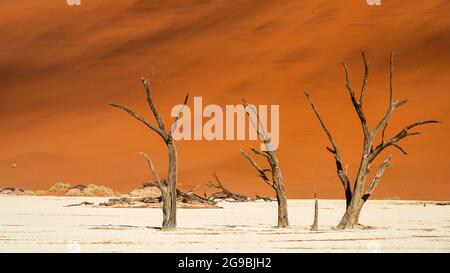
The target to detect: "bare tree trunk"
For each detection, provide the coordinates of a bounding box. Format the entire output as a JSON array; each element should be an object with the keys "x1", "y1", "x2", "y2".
[
  {"x1": 305, "y1": 51, "x2": 439, "y2": 229},
  {"x1": 240, "y1": 100, "x2": 289, "y2": 228},
  {"x1": 337, "y1": 188, "x2": 364, "y2": 229},
  {"x1": 161, "y1": 190, "x2": 173, "y2": 228},
  {"x1": 311, "y1": 191, "x2": 319, "y2": 231},
  {"x1": 337, "y1": 156, "x2": 369, "y2": 228},
  {"x1": 275, "y1": 185, "x2": 289, "y2": 227},
  {"x1": 110, "y1": 74, "x2": 188, "y2": 231},
  {"x1": 270, "y1": 153, "x2": 289, "y2": 227},
  {"x1": 162, "y1": 142, "x2": 177, "y2": 230}
]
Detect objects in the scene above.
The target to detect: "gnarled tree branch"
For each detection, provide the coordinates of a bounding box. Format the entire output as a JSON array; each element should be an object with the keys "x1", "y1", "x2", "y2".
[
  {"x1": 170, "y1": 93, "x2": 190, "y2": 134},
  {"x1": 140, "y1": 152, "x2": 165, "y2": 197},
  {"x1": 240, "y1": 150, "x2": 274, "y2": 188},
  {"x1": 362, "y1": 154, "x2": 391, "y2": 202},
  {"x1": 369, "y1": 120, "x2": 440, "y2": 162},
  {"x1": 340, "y1": 55, "x2": 370, "y2": 139},
  {"x1": 142, "y1": 76, "x2": 166, "y2": 131},
  {"x1": 109, "y1": 103, "x2": 167, "y2": 140},
  {"x1": 304, "y1": 92, "x2": 352, "y2": 206}
]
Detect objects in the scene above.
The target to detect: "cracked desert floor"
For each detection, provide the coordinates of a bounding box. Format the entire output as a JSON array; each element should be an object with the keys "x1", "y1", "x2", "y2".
[{"x1": 0, "y1": 196, "x2": 449, "y2": 252}]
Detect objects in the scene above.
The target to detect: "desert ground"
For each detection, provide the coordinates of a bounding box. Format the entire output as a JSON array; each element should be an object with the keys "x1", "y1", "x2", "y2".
[{"x1": 0, "y1": 196, "x2": 449, "y2": 253}]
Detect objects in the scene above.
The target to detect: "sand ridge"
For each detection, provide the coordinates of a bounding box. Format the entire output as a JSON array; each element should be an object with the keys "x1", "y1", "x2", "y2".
[{"x1": 0, "y1": 0, "x2": 448, "y2": 199}]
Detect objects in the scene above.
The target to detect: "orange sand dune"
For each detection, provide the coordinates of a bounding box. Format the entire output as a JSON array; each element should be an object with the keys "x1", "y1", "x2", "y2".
[{"x1": 0, "y1": 0, "x2": 449, "y2": 200}]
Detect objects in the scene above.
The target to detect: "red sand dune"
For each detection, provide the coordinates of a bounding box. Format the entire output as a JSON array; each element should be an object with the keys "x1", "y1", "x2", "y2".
[{"x1": 0, "y1": 0, "x2": 449, "y2": 200}]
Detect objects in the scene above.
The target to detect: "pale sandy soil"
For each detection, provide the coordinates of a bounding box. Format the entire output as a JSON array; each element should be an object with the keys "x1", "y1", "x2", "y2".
[{"x1": 0, "y1": 196, "x2": 449, "y2": 253}]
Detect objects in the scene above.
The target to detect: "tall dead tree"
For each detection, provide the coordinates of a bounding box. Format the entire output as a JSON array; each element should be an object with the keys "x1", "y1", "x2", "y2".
[
  {"x1": 305, "y1": 51, "x2": 439, "y2": 229},
  {"x1": 240, "y1": 100, "x2": 289, "y2": 228},
  {"x1": 110, "y1": 73, "x2": 188, "y2": 230}
]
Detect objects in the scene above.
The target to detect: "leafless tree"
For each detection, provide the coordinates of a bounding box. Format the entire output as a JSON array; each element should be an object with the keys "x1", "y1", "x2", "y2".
[
  {"x1": 305, "y1": 51, "x2": 439, "y2": 229},
  {"x1": 240, "y1": 100, "x2": 289, "y2": 228},
  {"x1": 110, "y1": 72, "x2": 188, "y2": 230}
]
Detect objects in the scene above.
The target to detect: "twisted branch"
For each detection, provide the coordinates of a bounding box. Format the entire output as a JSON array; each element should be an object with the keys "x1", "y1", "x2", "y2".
[
  {"x1": 363, "y1": 154, "x2": 392, "y2": 202},
  {"x1": 304, "y1": 92, "x2": 352, "y2": 203},
  {"x1": 240, "y1": 150, "x2": 274, "y2": 188},
  {"x1": 170, "y1": 93, "x2": 190, "y2": 134},
  {"x1": 109, "y1": 103, "x2": 167, "y2": 140},
  {"x1": 140, "y1": 152, "x2": 166, "y2": 197}
]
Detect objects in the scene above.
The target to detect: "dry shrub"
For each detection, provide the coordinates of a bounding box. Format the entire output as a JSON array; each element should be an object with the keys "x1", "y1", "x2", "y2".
[
  {"x1": 383, "y1": 196, "x2": 401, "y2": 200},
  {"x1": 49, "y1": 182, "x2": 71, "y2": 192}
]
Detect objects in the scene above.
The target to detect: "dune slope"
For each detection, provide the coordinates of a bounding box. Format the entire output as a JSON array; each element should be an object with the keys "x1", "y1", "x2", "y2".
[{"x1": 0, "y1": 0, "x2": 449, "y2": 199}]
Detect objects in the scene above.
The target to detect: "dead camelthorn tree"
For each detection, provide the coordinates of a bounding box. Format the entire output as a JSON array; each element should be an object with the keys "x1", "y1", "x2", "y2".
[
  {"x1": 110, "y1": 72, "x2": 188, "y2": 230},
  {"x1": 305, "y1": 51, "x2": 439, "y2": 229},
  {"x1": 240, "y1": 100, "x2": 289, "y2": 228}
]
